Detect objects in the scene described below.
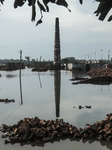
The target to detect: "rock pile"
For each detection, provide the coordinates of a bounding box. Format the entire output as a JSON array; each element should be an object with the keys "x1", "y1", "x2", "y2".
[
  {"x1": 0, "y1": 99, "x2": 15, "y2": 103},
  {"x1": 0, "y1": 117, "x2": 79, "y2": 144},
  {"x1": 72, "y1": 76, "x2": 112, "y2": 85},
  {"x1": 32, "y1": 65, "x2": 49, "y2": 72},
  {"x1": 32, "y1": 64, "x2": 65, "y2": 72},
  {"x1": 73, "y1": 105, "x2": 91, "y2": 109},
  {"x1": 80, "y1": 113, "x2": 112, "y2": 141},
  {"x1": 87, "y1": 68, "x2": 112, "y2": 77},
  {"x1": 0, "y1": 63, "x2": 25, "y2": 71},
  {"x1": 1, "y1": 114, "x2": 112, "y2": 144},
  {"x1": 70, "y1": 77, "x2": 88, "y2": 81}
]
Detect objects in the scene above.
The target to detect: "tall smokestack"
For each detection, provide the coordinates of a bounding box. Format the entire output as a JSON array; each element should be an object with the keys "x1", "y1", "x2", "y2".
[{"x1": 54, "y1": 17, "x2": 61, "y2": 64}]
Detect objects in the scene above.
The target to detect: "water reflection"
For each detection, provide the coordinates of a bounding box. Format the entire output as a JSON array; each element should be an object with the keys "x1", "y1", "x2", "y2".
[
  {"x1": 70, "y1": 71, "x2": 112, "y2": 92},
  {"x1": 19, "y1": 69, "x2": 60, "y2": 113},
  {"x1": 6, "y1": 74, "x2": 16, "y2": 78},
  {"x1": 4, "y1": 136, "x2": 112, "y2": 149},
  {"x1": 69, "y1": 138, "x2": 112, "y2": 150},
  {"x1": 57, "y1": 69, "x2": 109, "y2": 123},
  {"x1": 82, "y1": 139, "x2": 112, "y2": 150},
  {"x1": 99, "y1": 140, "x2": 112, "y2": 150},
  {"x1": 54, "y1": 70, "x2": 61, "y2": 118},
  {"x1": 1, "y1": 69, "x2": 112, "y2": 150},
  {"x1": 19, "y1": 70, "x2": 23, "y2": 105},
  {"x1": 38, "y1": 72, "x2": 42, "y2": 88},
  {"x1": 69, "y1": 71, "x2": 87, "y2": 79}
]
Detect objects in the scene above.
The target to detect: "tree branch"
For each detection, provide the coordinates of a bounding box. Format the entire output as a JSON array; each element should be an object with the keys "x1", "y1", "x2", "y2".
[{"x1": 0, "y1": 0, "x2": 112, "y2": 25}]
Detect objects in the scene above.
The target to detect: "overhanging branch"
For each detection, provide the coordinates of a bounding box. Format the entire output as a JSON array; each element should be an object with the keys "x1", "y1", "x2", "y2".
[{"x1": 0, "y1": 0, "x2": 112, "y2": 25}]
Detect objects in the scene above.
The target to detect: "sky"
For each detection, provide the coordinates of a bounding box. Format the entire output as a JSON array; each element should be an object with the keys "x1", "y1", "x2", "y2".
[{"x1": 0, "y1": 0, "x2": 112, "y2": 61}]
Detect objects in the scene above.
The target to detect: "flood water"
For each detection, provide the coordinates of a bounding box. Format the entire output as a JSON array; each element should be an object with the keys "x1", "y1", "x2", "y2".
[{"x1": 0, "y1": 68, "x2": 112, "y2": 150}]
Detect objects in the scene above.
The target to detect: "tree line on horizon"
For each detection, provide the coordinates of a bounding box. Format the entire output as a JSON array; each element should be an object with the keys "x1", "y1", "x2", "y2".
[{"x1": 0, "y1": 56, "x2": 112, "y2": 65}]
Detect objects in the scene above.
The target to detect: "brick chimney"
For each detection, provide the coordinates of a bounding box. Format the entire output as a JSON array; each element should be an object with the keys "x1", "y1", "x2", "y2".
[{"x1": 54, "y1": 18, "x2": 61, "y2": 64}]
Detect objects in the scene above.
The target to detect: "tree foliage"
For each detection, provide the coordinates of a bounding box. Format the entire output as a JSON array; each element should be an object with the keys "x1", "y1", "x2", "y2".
[
  {"x1": 25, "y1": 56, "x2": 30, "y2": 62},
  {"x1": 95, "y1": 0, "x2": 112, "y2": 22},
  {"x1": 61, "y1": 57, "x2": 76, "y2": 63},
  {"x1": 0, "y1": 0, "x2": 112, "y2": 25}
]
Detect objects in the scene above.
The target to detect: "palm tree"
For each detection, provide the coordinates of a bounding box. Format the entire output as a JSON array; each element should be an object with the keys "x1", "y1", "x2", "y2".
[{"x1": 25, "y1": 56, "x2": 30, "y2": 65}]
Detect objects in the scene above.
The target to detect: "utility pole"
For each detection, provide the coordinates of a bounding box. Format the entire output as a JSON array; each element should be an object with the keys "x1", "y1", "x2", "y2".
[
  {"x1": 20, "y1": 50, "x2": 22, "y2": 69},
  {"x1": 108, "y1": 50, "x2": 110, "y2": 63},
  {"x1": 101, "y1": 49, "x2": 103, "y2": 60},
  {"x1": 94, "y1": 51, "x2": 96, "y2": 61}
]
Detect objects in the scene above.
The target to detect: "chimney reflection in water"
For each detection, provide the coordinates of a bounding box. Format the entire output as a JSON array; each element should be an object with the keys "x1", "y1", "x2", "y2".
[
  {"x1": 19, "y1": 70, "x2": 61, "y2": 114},
  {"x1": 54, "y1": 70, "x2": 61, "y2": 118}
]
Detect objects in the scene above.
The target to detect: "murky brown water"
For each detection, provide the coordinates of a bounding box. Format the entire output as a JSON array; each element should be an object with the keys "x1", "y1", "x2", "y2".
[{"x1": 0, "y1": 68, "x2": 112, "y2": 149}]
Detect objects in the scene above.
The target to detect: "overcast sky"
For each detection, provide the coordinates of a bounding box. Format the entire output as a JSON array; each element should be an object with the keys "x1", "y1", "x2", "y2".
[{"x1": 0, "y1": 0, "x2": 112, "y2": 61}]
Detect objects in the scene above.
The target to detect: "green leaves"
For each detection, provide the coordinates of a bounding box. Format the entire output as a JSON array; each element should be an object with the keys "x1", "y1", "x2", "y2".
[
  {"x1": 12, "y1": 0, "x2": 72, "y2": 25},
  {"x1": 95, "y1": 0, "x2": 105, "y2": 2},
  {"x1": 79, "y1": 0, "x2": 83, "y2": 5},
  {"x1": 0, "y1": 0, "x2": 4, "y2": 5},
  {"x1": 56, "y1": 0, "x2": 68, "y2": 7},
  {"x1": 1, "y1": 0, "x2": 112, "y2": 25},
  {"x1": 14, "y1": 0, "x2": 26, "y2": 8},
  {"x1": 28, "y1": 0, "x2": 32, "y2": 6},
  {"x1": 36, "y1": 0, "x2": 46, "y2": 25},
  {"x1": 43, "y1": 0, "x2": 49, "y2": 12},
  {"x1": 56, "y1": 0, "x2": 71, "y2": 12},
  {"x1": 108, "y1": 15, "x2": 112, "y2": 22},
  {"x1": 94, "y1": 0, "x2": 112, "y2": 21},
  {"x1": 37, "y1": 0, "x2": 46, "y2": 12},
  {"x1": 31, "y1": 0, "x2": 36, "y2": 21},
  {"x1": 13, "y1": 0, "x2": 71, "y2": 26},
  {"x1": 36, "y1": 19, "x2": 42, "y2": 26}
]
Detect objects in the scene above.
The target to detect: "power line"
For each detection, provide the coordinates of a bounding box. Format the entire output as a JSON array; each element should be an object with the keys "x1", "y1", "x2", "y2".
[
  {"x1": 22, "y1": 50, "x2": 38, "y2": 59},
  {"x1": 0, "y1": 45, "x2": 17, "y2": 51},
  {"x1": 2, "y1": 87, "x2": 39, "y2": 124},
  {"x1": 0, "y1": 44, "x2": 45, "y2": 62},
  {"x1": 0, "y1": 45, "x2": 39, "y2": 60}
]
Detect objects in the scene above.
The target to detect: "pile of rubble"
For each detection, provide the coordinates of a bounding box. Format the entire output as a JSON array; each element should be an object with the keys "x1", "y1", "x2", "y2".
[
  {"x1": 32, "y1": 64, "x2": 65, "y2": 72},
  {"x1": 72, "y1": 76, "x2": 112, "y2": 85},
  {"x1": 1, "y1": 113, "x2": 112, "y2": 144},
  {"x1": 87, "y1": 68, "x2": 112, "y2": 77},
  {"x1": 32, "y1": 65, "x2": 49, "y2": 72},
  {"x1": 0, "y1": 99, "x2": 15, "y2": 103},
  {"x1": 0, "y1": 117, "x2": 79, "y2": 144},
  {"x1": 0, "y1": 63, "x2": 25, "y2": 71}
]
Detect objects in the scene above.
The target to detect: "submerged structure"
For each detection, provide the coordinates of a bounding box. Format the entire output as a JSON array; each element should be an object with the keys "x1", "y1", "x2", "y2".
[{"x1": 54, "y1": 18, "x2": 61, "y2": 65}]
